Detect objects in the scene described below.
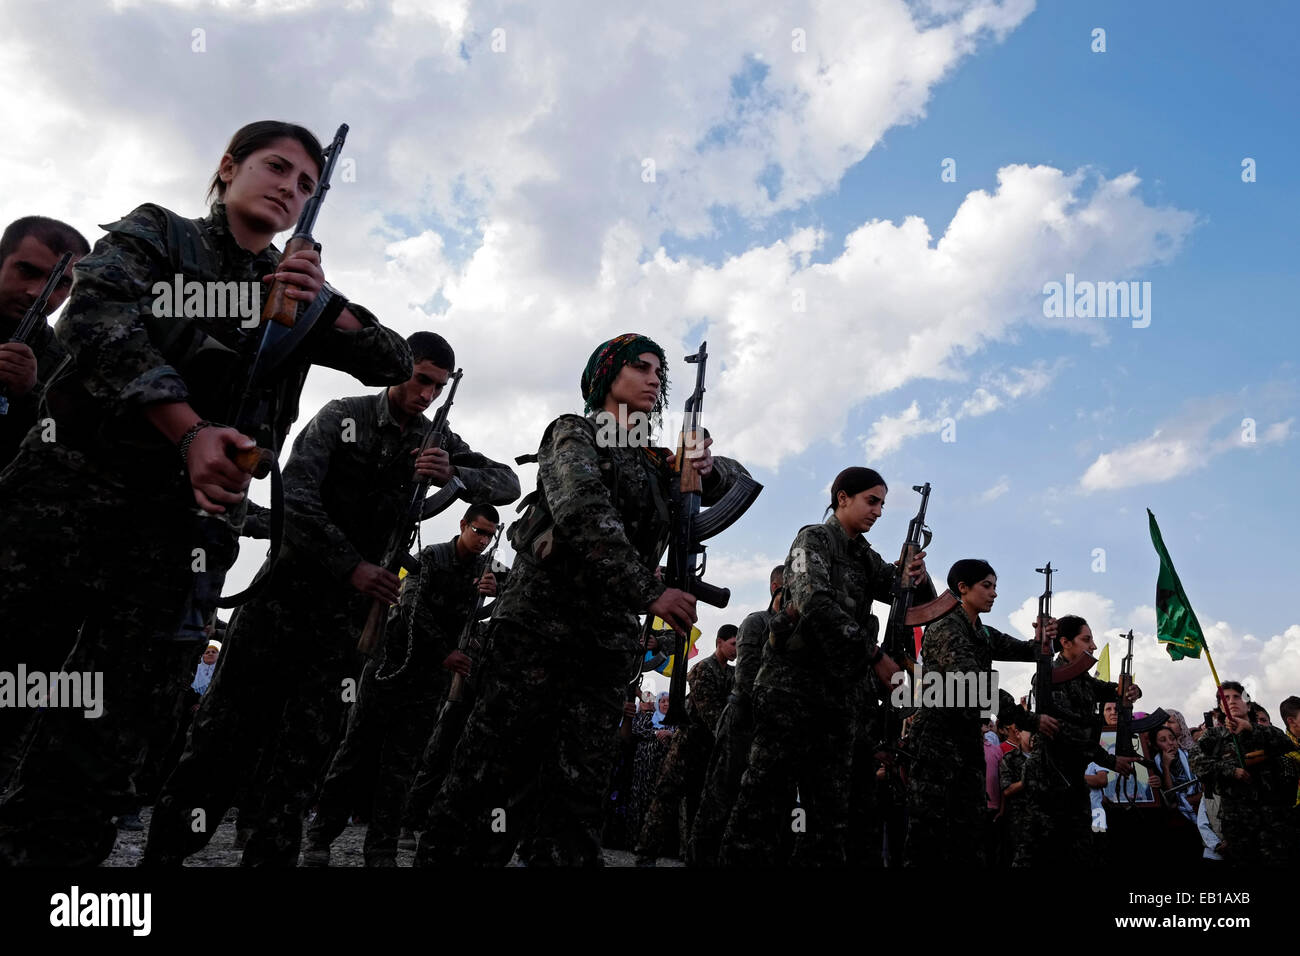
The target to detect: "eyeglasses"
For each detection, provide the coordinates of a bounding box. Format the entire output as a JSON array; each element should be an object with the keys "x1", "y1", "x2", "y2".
[{"x1": 468, "y1": 526, "x2": 495, "y2": 537}]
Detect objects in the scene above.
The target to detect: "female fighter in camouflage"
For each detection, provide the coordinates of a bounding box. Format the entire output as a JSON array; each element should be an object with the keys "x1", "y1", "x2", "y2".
[
  {"x1": 417, "y1": 332, "x2": 751, "y2": 866},
  {"x1": 0, "y1": 121, "x2": 412, "y2": 866},
  {"x1": 721, "y1": 466, "x2": 925, "y2": 866}
]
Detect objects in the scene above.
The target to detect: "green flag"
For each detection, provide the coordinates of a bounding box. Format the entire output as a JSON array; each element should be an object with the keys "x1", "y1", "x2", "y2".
[{"x1": 1148, "y1": 509, "x2": 1206, "y2": 661}]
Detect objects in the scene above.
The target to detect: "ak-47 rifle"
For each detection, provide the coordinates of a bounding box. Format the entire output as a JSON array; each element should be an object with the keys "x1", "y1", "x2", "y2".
[
  {"x1": 1113, "y1": 628, "x2": 1168, "y2": 804},
  {"x1": 0, "y1": 251, "x2": 72, "y2": 416},
  {"x1": 186, "y1": 124, "x2": 354, "y2": 636},
  {"x1": 443, "y1": 525, "x2": 504, "y2": 705},
  {"x1": 661, "y1": 341, "x2": 762, "y2": 727},
  {"x1": 877, "y1": 482, "x2": 956, "y2": 764},
  {"x1": 1029, "y1": 563, "x2": 1098, "y2": 784},
  {"x1": 357, "y1": 369, "x2": 468, "y2": 653}
]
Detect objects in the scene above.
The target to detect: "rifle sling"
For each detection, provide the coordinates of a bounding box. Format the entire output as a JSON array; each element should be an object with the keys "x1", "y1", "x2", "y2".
[{"x1": 218, "y1": 457, "x2": 283, "y2": 608}]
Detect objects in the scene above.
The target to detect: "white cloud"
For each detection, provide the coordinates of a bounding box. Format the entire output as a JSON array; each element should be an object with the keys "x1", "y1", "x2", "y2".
[
  {"x1": 1079, "y1": 395, "x2": 1293, "y2": 493},
  {"x1": 979, "y1": 475, "x2": 1010, "y2": 502}
]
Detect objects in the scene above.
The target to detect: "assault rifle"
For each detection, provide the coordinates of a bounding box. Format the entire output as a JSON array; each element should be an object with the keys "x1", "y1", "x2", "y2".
[
  {"x1": 185, "y1": 124, "x2": 354, "y2": 636},
  {"x1": 357, "y1": 369, "x2": 468, "y2": 653},
  {"x1": 661, "y1": 341, "x2": 762, "y2": 726},
  {"x1": 444, "y1": 525, "x2": 504, "y2": 704},
  {"x1": 1113, "y1": 628, "x2": 1167, "y2": 804},
  {"x1": 0, "y1": 251, "x2": 72, "y2": 416},
  {"x1": 877, "y1": 482, "x2": 955, "y2": 764}
]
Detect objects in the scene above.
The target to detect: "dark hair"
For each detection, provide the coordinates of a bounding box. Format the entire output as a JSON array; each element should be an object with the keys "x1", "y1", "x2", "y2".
[
  {"x1": 0, "y1": 216, "x2": 90, "y2": 263},
  {"x1": 1057, "y1": 615, "x2": 1089, "y2": 644},
  {"x1": 946, "y1": 559, "x2": 996, "y2": 595},
  {"x1": 717, "y1": 624, "x2": 739, "y2": 642},
  {"x1": 464, "y1": 503, "x2": 499, "y2": 525},
  {"x1": 769, "y1": 565, "x2": 785, "y2": 585},
  {"x1": 1216, "y1": 681, "x2": 1245, "y2": 715},
  {"x1": 826, "y1": 467, "x2": 887, "y2": 517},
  {"x1": 1247, "y1": 701, "x2": 1269, "y2": 722},
  {"x1": 207, "y1": 121, "x2": 325, "y2": 203},
  {"x1": 1279, "y1": 696, "x2": 1300, "y2": 724},
  {"x1": 408, "y1": 331, "x2": 455, "y2": 370}
]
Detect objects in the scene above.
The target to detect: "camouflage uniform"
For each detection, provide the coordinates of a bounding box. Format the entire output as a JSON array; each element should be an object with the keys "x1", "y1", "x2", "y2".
[
  {"x1": 1016, "y1": 655, "x2": 1122, "y2": 867},
  {"x1": 998, "y1": 745, "x2": 1029, "y2": 866},
  {"x1": 903, "y1": 600, "x2": 1039, "y2": 867},
  {"x1": 688, "y1": 602, "x2": 774, "y2": 866},
  {"x1": 0, "y1": 203, "x2": 413, "y2": 866},
  {"x1": 0, "y1": 315, "x2": 67, "y2": 471},
  {"x1": 1191, "y1": 723, "x2": 1298, "y2": 865},
  {"x1": 417, "y1": 414, "x2": 749, "y2": 867},
  {"x1": 143, "y1": 391, "x2": 518, "y2": 866},
  {"x1": 304, "y1": 539, "x2": 506, "y2": 864},
  {"x1": 401, "y1": 623, "x2": 487, "y2": 834},
  {"x1": 720, "y1": 515, "x2": 898, "y2": 867},
  {"x1": 635, "y1": 653, "x2": 733, "y2": 862}
]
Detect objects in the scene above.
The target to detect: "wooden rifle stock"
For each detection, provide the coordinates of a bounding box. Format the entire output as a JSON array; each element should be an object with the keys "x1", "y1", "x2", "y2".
[{"x1": 261, "y1": 235, "x2": 319, "y2": 329}]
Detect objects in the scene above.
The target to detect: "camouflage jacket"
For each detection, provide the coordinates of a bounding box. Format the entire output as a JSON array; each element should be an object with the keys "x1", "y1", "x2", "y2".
[
  {"x1": 492, "y1": 413, "x2": 749, "y2": 653},
  {"x1": 1031, "y1": 652, "x2": 1120, "y2": 772},
  {"x1": 909, "y1": 596, "x2": 1039, "y2": 736},
  {"x1": 998, "y1": 745, "x2": 1029, "y2": 823},
  {"x1": 686, "y1": 653, "x2": 734, "y2": 735},
  {"x1": 44, "y1": 202, "x2": 411, "y2": 480},
  {"x1": 760, "y1": 515, "x2": 899, "y2": 691},
  {"x1": 376, "y1": 536, "x2": 510, "y2": 688},
  {"x1": 0, "y1": 317, "x2": 67, "y2": 469},
  {"x1": 281, "y1": 391, "x2": 519, "y2": 582},
  {"x1": 732, "y1": 604, "x2": 775, "y2": 701},
  {"x1": 1191, "y1": 723, "x2": 1298, "y2": 810}
]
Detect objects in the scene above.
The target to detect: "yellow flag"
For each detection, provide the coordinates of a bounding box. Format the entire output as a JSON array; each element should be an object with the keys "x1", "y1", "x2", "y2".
[
  {"x1": 651, "y1": 617, "x2": 701, "y2": 677},
  {"x1": 1094, "y1": 643, "x2": 1111, "y2": 681}
]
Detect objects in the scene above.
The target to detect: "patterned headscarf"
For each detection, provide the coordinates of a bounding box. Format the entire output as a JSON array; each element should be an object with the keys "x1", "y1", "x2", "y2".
[
  {"x1": 1164, "y1": 709, "x2": 1195, "y2": 751},
  {"x1": 580, "y1": 333, "x2": 668, "y2": 422}
]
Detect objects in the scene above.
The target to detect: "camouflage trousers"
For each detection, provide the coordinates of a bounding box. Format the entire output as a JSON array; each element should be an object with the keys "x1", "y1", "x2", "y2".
[
  {"x1": 0, "y1": 445, "x2": 203, "y2": 866},
  {"x1": 416, "y1": 619, "x2": 628, "y2": 867},
  {"x1": 304, "y1": 660, "x2": 444, "y2": 865},
  {"x1": 903, "y1": 713, "x2": 987, "y2": 867},
  {"x1": 1015, "y1": 751, "x2": 1096, "y2": 866},
  {"x1": 143, "y1": 559, "x2": 367, "y2": 866},
  {"x1": 635, "y1": 721, "x2": 711, "y2": 862},
  {"x1": 404, "y1": 690, "x2": 475, "y2": 832},
  {"x1": 720, "y1": 679, "x2": 853, "y2": 866},
  {"x1": 688, "y1": 699, "x2": 753, "y2": 867}
]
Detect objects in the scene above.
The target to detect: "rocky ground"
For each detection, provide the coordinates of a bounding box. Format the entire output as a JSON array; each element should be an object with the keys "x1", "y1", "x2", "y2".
[{"x1": 103, "y1": 807, "x2": 684, "y2": 867}]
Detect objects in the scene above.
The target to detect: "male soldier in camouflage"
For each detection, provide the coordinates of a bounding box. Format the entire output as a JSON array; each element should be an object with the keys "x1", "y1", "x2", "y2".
[
  {"x1": 302, "y1": 503, "x2": 506, "y2": 866},
  {"x1": 1016, "y1": 615, "x2": 1137, "y2": 867},
  {"x1": 144, "y1": 332, "x2": 519, "y2": 866},
  {"x1": 1191, "y1": 682, "x2": 1298, "y2": 865},
  {"x1": 688, "y1": 566, "x2": 784, "y2": 866},
  {"x1": 0, "y1": 122, "x2": 414, "y2": 866},
  {"x1": 997, "y1": 721, "x2": 1031, "y2": 866},
  {"x1": 0, "y1": 216, "x2": 89, "y2": 470},
  {"x1": 635, "y1": 624, "x2": 736, "y2": 865},
  {"x1": 904, "y1": 559, "x2": 1058, "y2": 867},
  {"x1": 418, "y1": 333, "x2": 751, "y2": 867},
  {"x1": 721, "y1": 468, "x2": 923, "y2": 866},
  {"x1": 0, "y1": 217, "x2": 90, "y2": 786}
]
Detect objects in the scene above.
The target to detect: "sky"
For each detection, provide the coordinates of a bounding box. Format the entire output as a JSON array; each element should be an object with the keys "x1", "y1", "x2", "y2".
[{"x1": 3, "y1": 0, "x2": 1296, "y2": 723}]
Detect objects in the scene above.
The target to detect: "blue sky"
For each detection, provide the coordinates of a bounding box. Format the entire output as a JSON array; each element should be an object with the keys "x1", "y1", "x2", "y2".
[{"x1": 3, "y1": 0, "x2": 1295, "y2": 719}]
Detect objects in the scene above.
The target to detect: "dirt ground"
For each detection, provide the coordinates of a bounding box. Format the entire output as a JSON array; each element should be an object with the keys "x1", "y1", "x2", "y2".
[{"x1": 102, "y1": 807, "x2": 684, "y2": 867}]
